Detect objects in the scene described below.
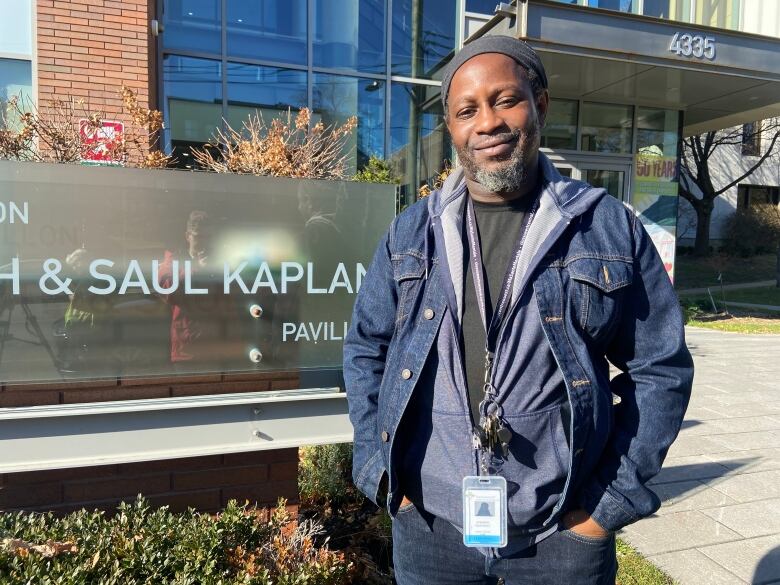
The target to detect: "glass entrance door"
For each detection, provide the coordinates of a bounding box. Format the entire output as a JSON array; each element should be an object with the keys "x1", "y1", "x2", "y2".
[
  {"x1": 583, "y1": 168, "x2": 626, "y2": 200},
  {"x1": 550, "y1": 158, "x2": 631, "y2": 203}
]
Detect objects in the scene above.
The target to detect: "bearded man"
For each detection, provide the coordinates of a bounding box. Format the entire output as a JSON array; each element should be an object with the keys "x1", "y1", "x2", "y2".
[{"x1": 343, "y1": 35, "x2": 693, "y2": 585}]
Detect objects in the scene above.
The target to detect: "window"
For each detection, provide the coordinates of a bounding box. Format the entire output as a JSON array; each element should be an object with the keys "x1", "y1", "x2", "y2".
[
  {"x1": 226, "y1": 64, "x2": 307, "y2": 130},
  {"x1": 738, "y1": 185, "x2": 780, "y2": 210},
  {"x1": 390, "y1": 82, "x2": 450, "y2": 204},
  {"x1": 313, "y1": 74, "x2": 386, "y2": 171},
  {"x1": 698, "y1": 0, "x2": 741, "y2": 30},
  {"x1": 466, "y1": 0, "x2": 498, "y2": 14},
  {"x1": 541, "y1": 99, "x2": 578, "y2": 150},
  {"x1": 313, "y1": 0, "x2": 386, "y2": 73},
  {"x1": 163, "y1": 56, "x2": 223, "y2": 164},
  {"x1": 162, "y1": 0, "x2": 222, "y2": 54},
  {"x1": 643, "y1": 0, "x2": 693, "y2": 21},
  {"x1": 637, "y1": 107, "x2": 680, "y2": 158},
  {"x1": 0, "y1": 0, "x2": 33, "y2": 126},
  {"x1": 0, "y1": 59, "x2": 32, "y2": 124},
  {"x1": 580, "y1": 102, "x2": 633, "y2": 153},
  {"x1": 741, "y1": 121, "x2": 761, "y2": 157},
  {"x1": 392, "y1": 0, "x2": 456, "y2": 79},
  {"x1": 586, "y1": 0, "x2": 638, "y2": 13},
  {"x1": 227, "y1": 1, "x2": 307, "y2": 65}
]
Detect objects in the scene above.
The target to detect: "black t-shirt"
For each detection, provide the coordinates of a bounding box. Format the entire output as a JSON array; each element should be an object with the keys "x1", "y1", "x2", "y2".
[{"x1": 461, "y1": 193, "x2": 536, "y2": 424}]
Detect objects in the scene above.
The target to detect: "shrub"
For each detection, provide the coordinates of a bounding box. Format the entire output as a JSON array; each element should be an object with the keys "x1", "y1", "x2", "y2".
[
  {"x1": 723, "y1": 205, "x2": 780, "y2": 257},
  {"x1": 0, "y1": 497, "x2": 354, "y2": 584},
  {"x1": 192, "y1": 108, "x2": 357, "y2": 180},
  {"x1": 299, "y1": 443, "x2": 362, "y2": 507},
  {"x1": 353, "y1": 156, "x2": 400, "y2": 184},
  {"x1": 0, "y1": 86, "x2": 170, "y2": 168}
]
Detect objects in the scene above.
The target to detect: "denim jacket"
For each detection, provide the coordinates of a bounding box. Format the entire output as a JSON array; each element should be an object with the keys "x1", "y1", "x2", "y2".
[{"x1": 344, "y1": 153, "x2": 693, "y2": 542}]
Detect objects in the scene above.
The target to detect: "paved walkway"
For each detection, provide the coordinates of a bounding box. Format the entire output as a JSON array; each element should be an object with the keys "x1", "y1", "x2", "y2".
[
  {"x1": 725, "y1": 301, "x2": 780, "y2": 313},
  {"x1": 677, "y1": 280, "x2": 776, "y2": 296},
  {"x1": 618, "y1": 327, "x2": 780, "y2": 585}
]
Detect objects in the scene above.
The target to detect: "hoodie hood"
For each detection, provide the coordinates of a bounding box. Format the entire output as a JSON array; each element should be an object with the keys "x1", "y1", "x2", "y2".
[{"x1": 426, "y1": 152, "x2": 608, "y2": 320}]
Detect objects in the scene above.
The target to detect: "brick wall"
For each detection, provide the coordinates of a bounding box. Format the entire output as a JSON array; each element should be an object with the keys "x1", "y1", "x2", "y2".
[
  {"x1": 0, "y1": 449, "x2": 299, "y2": 516},
  {"x1": 0, "y1": 371, "x2": 302, "y2": 514},
  {"x1": 36, "y1": 0, "x2": 153, "y2": 129}
]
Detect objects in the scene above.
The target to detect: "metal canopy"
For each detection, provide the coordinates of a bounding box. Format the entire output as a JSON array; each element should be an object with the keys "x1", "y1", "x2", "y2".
[{"x1": 474, "y1": 0, "x2": 780, "y2": 135}]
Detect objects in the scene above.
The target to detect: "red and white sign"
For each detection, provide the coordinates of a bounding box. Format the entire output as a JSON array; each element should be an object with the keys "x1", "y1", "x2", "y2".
[{"x1": 79, "y1": 119, "x2": 124, "y2": 164}]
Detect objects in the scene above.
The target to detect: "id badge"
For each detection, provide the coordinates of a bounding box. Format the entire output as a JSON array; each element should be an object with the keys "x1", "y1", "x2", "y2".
[{"x1": 462, "y1": 476, "x2": 508, "y2": 548}]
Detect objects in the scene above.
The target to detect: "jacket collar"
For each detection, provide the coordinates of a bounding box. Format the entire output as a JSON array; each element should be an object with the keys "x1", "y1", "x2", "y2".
[{"x1": 426, "y1": 152, "x2": 608, "y2": 321}]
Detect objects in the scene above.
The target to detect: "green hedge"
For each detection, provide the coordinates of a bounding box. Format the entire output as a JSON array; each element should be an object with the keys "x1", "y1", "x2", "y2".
[{"x1": 0, "y1": 497, "x2": 353, "y2": 584}]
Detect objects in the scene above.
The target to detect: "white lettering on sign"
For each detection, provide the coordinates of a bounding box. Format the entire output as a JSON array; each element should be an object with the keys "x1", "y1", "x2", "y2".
[
  {"x1": 669, "y1": 32, "x2": 716, "y2": 60},
  {"x1": 0, "y1": 258, "x2": 20, "y2": 294},
  {"x1": 282, "y1": 321, "x2": 349, "y2": 343},
  {"x1": 0, "y1": 202, "x2": 29, "y2": 224}
]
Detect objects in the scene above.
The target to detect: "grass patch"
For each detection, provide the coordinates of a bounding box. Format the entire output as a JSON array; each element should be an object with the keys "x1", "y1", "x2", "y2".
[
  {"x1": 688, "y1": 316, "x2": 780, "y2": 334},
  {"x1": 680, "y1": 296, "x2": 780, "y2": 334},
  {"x1": 674, "y1": 253, "x2": 776, "y2": 290},
  {"x1": 721, "y1": 286, "x2": 780, "y2": 307},
  {"x1": 617, "y1": 538, "x2": 676, "y2": 584}
]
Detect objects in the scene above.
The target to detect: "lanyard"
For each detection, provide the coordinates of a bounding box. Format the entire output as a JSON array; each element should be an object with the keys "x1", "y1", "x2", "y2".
[{"x1": 465, "y1": 192, "x2": 539, "y2": 474}]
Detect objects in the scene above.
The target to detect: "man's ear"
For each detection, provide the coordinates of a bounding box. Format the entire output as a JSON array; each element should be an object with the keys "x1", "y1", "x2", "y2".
[{"x1": 536, "y1": 89, "x2": 550, "y2": 129}]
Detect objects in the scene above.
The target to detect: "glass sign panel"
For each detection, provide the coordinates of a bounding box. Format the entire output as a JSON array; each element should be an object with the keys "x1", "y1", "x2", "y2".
[{"x1": 0, "y1": 162, "x2": 396, "y2": 383}]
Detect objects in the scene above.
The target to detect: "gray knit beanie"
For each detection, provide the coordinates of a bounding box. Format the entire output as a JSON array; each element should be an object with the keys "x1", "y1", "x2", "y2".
[{"x1": 440, "y1": 35, "x2": 548, "y2": 108}]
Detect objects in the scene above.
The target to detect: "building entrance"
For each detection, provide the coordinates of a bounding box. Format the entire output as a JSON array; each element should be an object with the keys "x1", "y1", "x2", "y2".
[{"x1": 544, "y1": 152, "x2": 633, "y2": 203}]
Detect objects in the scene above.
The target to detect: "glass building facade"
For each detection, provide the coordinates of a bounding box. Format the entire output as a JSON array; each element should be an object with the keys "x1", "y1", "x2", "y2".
[
  {"x1": 0, "y1": 0, "x2": 33, "y2": 129},
  {"x1": 551, "y1": 0, "x2": 743, "y2": 30},
  {"x1": 159, "y1": 0, "x2": 456, "y2": 203},
  {"x1": 158, "y1": 0, "x2": 686, "y2": 205}
]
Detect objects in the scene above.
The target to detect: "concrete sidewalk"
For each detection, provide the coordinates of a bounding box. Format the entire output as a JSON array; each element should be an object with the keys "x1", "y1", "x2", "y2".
[
  {"x1": 677, "y1": 280, "x2": 776, "y2": 296},
  {"x1": 618, "y1": 327, "x2": 780, "y2": 585}
]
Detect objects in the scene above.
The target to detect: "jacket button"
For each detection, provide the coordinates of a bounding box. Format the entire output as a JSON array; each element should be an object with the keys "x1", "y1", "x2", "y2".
[
  {"x1": 423, "y1": 308, "x2": 435, "y2": 320},
  {"x1": 381, "y1": 431, "x2": 390, "y2": 442},
  {"x1": 401, "y1": 369, "x2": 412, "y2": 380}
]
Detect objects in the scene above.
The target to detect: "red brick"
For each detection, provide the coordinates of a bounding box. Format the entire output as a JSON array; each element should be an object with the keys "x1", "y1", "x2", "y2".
[
  {"x1": 63, "y1": 474, "x2": 170, "y2": 503},
  {"x1": 117, "y1": 455, "x2": 224, "y2": 475},
  {"x1": 147, "y1": 489, "x2": 222, "y2": 513},
  {"x1": 269, "y1": 461, "x2": 298, "y2": 481},
  {"x1": 271, "y1": 378, "x2": 301, "y2": 391},
  {"x1": 61, "y1": 385, "x2": 170, "y2": 404},
  {"x1": 170, "y1": 379, "x2": 270, "y2": 398},
  {"x1": 173, "y1": 465, "x2": 269, "y2": 491},
  {"x1": 223, "y1": 448, "x2": 298, "y2": 467},
  {"x1": 0, "y1": 390, "x2": 60, "y2": 407},
  {"x1": 123, "y1": 373, "x2": 223, "y2": 387},
  {"x1": 0, "y1": 482, "x2": 62, "y2": 509},
  {"x1": 1, "y1": 465, "x2": 117, "y2": 486}
]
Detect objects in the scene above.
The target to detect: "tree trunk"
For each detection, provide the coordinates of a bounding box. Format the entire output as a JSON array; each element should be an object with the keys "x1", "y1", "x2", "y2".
[{"x1": 694, "y1": 204, "x2": 713, "y2": 256}]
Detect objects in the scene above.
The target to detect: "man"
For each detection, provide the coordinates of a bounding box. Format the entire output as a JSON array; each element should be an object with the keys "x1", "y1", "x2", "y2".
[{"x1": 344, "y1": 35, "x2": 693, "y2": 585}]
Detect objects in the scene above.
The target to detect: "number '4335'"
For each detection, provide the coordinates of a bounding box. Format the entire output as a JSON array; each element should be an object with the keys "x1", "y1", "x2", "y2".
[{"x1": 669, "y1": 32, "x2": 716, "y2": 60}]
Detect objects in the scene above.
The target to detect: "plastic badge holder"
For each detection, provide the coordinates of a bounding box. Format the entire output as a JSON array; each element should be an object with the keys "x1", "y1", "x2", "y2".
[{"x1": 462, "y1": 475, "x2": 508, "y2": 548}]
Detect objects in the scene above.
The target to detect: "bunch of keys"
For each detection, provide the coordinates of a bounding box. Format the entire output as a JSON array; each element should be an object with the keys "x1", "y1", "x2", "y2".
[{"x1": 475, "y1": 413, "x2": 513, "y2": 458}]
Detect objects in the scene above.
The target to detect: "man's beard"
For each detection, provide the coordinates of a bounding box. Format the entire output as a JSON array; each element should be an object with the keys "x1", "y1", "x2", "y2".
[{"x1": 456, "y1": 120, "x2": 540, "y2": 194}]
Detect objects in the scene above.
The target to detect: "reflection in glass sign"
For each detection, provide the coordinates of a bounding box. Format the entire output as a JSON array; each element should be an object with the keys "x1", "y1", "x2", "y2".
[{"x1": 0, "y1": 162, "x2": 396, "y2": 383}]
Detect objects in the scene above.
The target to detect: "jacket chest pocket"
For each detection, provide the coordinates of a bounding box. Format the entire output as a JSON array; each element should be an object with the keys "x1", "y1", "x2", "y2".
[
  {"x1": 566, "y1": 258, "x2": 633, "y2": 342},
  {"x1": 392, "y1": 252, "x2": 426, "y2": 326}
]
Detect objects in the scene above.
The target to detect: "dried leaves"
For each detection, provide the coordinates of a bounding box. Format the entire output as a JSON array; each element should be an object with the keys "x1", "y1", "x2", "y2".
[
  {"x1": 2, "y1": 537, "x2": 78, "y2": 558},
  {"x1": 0, "y1": 86, "x2": 170, "y2": 168},
  {"x1": 418, "y1": 163, "x2": 453, "y2": 198},
  {"x1": 192, "y1": 108, "x2": 358, "y2": 180}
]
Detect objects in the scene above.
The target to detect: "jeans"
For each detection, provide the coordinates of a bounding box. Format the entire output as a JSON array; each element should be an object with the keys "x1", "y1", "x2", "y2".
[{"x1": 392, "y1": 505, "x2": 617, "y2": 585}]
